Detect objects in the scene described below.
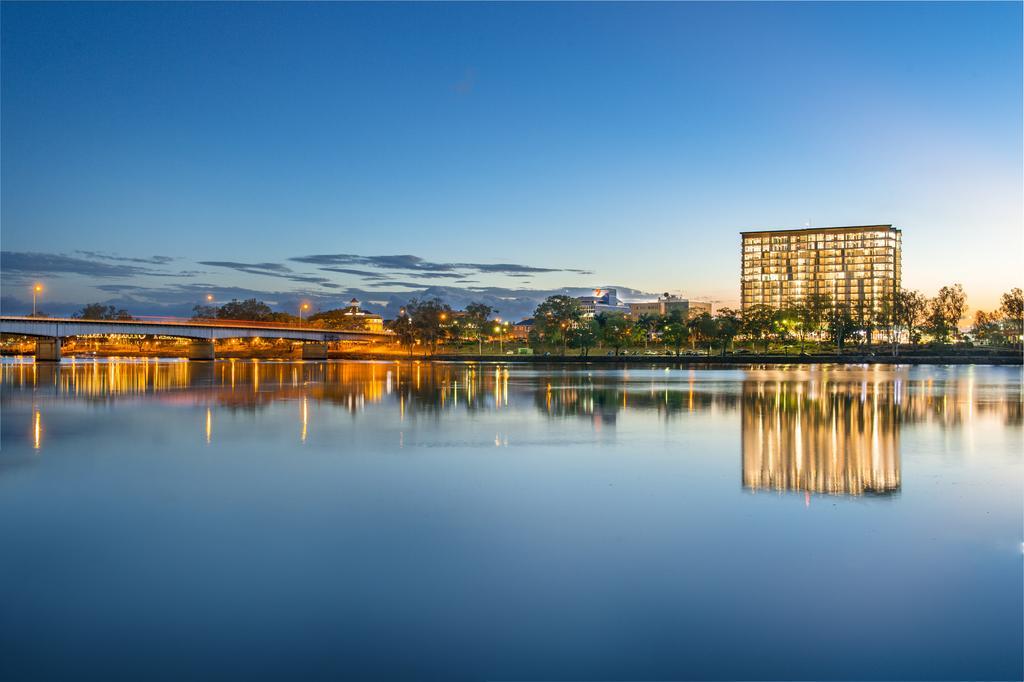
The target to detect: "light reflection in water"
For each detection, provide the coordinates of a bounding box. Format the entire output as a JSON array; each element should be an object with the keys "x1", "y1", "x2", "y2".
[
  {"x1": 741, "y1": 379, "x2": 901, "y2": 495},
  {"x1": 32, "y1": 407, "x2": 41, "y2": 451},
  {"x1": 3, "y1": 361, "x2": 1019, "y2": 470},
  {"x1": 0, "y1": 358, "x2": 1019, "y2": 681}
]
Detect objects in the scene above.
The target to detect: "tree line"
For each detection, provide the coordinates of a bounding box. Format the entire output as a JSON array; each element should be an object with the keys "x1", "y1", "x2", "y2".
[
  {"x1": 192, "y1": 299, "x2": 376, "y2": 331},
  {"x1": 386, "y1": 285, "x2": 1023, "y2": 357},
  {"x1": 59, "y1": 284, "x2": 1024, "y2": 355}
]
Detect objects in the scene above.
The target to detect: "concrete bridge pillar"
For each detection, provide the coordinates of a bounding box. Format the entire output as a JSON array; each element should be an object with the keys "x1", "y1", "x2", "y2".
[
  {"x1": 187, "y1": 340, "x2": 215, "y2": 361},
  {"x1": 300, "y1": 342, "x2": 328, "y2": 360},
  {"x1": 35, "y1": 337, "x2": 61, "y2": 362}
]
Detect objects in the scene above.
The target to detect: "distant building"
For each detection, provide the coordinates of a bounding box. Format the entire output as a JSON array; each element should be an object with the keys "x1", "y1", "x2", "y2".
[
  {"x1": 629, "y1": 295, "x2": 712, "y2": 321},
  {"x1": 340, "y1": 298, "x2": 384, "y2": 332},
  {"x1": 576, "y1": 289, "x2": 630, "y2": 318},
  {"x1": 511, "y1": 319, "x2": 533, "y2": 340},
  {"x1": 740, "y1": 225, "x2": 902, "y2": 313}
]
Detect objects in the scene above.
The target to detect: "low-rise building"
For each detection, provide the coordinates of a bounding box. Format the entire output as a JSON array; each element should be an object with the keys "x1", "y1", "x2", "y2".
[
  {"x1": 576, "y1": 289, "x2": 630, "y2": 318},
  {"x1": 510, "y1": 319, "x2": 533, "y2": 340},
  {"x1": 628, "y1": 295, "x2": 712, "y2": 321},
  {"x1": 340, "y1": 298, "x2": 384, "y2": 332}
]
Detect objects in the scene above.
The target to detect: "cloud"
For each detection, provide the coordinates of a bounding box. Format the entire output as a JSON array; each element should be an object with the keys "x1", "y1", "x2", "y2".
[
  {"x1": 1, "y1": 251, "x2": 159, "y2": 278},
  {"x1": 289, "y1": 253, "x2": 592, "y2": 278},
  {"x1": 317, "y1": 267, "x2": 387, "y2": 280},
  {"x1": 199, "y1": 261, "x2": 291, "y2": 274},
  {"x1": 198, "y1": 260, "x2": 339, "y2": 288},
  {"x1": 76, "y1": 250, "x2": 174, "y2": 265}
]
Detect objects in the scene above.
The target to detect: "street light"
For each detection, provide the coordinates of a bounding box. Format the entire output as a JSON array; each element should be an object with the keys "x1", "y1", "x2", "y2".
[
  {"x1": 299, "y1": 303, "x2": 310, "y2": 326},
  {"x1": 206, "y1": 294, "x2": 215, "y2": 303},
  {"x1": 32, "y1": 283, "x2": 43, "y2": 317}
]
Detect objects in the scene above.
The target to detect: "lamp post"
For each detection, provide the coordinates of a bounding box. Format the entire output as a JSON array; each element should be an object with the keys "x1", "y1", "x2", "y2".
[
  {"x1": 299, "y1": 303, "x2": 310, "y2": 327},
  {"x1": 32, "y1": 283, "x2": 42, "y2": 317}
]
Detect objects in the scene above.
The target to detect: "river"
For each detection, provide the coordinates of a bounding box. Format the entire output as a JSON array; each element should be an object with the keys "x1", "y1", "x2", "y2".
[{"x1": 1, "y1": 359, "x2": 1021, "y2": 680}]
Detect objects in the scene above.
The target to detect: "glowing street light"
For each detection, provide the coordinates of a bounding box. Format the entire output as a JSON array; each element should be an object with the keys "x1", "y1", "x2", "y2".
[
  {"x1": 299, "y1": 302, "x2": 310, "y2": 326},
  {"x1": 205, "y1": 294, "x2": 215, "y2": 303},
  {"x1": 31, "y1": 283, "x2": 43, "y2": 317}
]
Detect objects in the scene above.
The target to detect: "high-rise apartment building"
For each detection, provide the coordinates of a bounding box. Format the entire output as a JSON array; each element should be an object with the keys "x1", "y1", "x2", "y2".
[{"x1": 740, "y1": 225, "x2": 902, "y2": 313}]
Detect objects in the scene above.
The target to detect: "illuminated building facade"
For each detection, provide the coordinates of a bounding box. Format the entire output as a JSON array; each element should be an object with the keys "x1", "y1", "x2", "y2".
[
  {"x1": 576, "y1": 288, "x2": 630, "y2": 318},
  {"x1": 340, "y1": 298, "x2": 384, "y2": 332},
  {"x1": 740, "y1": 225, "x2": 902, "y2": 313}
]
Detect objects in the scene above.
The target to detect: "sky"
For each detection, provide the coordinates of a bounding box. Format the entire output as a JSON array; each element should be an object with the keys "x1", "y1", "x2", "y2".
[{"x1": 2, "y1": 1, "x2": 1021, "y2": 320}]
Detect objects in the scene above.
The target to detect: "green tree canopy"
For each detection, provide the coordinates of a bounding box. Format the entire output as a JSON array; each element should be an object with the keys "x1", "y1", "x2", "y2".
[
  {"x1": 533, "y1": 295, "x2": 583, "y2": 355},
  {"x1": 598, "y1": 314, "x2": 638, "y2": 356},
  {"x1": 568, "y1": 319, "x2": 600, "y2": 357},
  {"x1": 660, "y1": 321, "x2": 689, "y2": 356}
]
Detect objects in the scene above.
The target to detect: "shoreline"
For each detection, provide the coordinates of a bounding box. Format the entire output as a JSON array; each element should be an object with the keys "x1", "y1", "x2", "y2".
[
  {"x1": 341, "y1": 352, "x2": 1023, "y2": 365},
  {"x1": 4, "y1": 350, "x2": 1020, "y2": 365}
]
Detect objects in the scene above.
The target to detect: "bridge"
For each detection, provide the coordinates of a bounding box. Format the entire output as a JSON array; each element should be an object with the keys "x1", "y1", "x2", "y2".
[{"x1": 0, "y1": 316, "x2": 391, "y2": 361}]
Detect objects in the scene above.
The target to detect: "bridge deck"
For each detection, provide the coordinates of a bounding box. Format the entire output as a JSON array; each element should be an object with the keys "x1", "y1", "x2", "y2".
[{"x1": 0, "y1": 316, "x2": 390, "y2": 342}]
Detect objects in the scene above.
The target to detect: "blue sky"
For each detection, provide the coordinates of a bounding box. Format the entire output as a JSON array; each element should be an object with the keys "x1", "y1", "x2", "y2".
[{"x1": 2, "y1": 1, "x2": 1021, "y2": 318}]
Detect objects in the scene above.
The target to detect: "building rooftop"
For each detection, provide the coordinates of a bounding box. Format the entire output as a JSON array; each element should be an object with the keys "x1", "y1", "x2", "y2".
[{"x1": 740, "y1": 224, "x2": 897, "y2": 236}]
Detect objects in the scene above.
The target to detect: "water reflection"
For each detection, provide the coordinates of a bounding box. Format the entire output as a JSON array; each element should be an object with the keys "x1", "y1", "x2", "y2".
[
  {"x1": 0, "y1": 359, "x2": 1020, "y2": 680},
  {"x1": 2, "y1": 360, "x2": 1020, "y2": 468},
  {"x1": 741, "y1": 379, "x2": 900, "y2": 495}
]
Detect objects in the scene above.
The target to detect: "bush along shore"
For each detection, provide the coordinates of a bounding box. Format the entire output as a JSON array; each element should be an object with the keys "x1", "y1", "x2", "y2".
[{"x1": 336, "y1": 349, "x2": 1022, "y2": 365}]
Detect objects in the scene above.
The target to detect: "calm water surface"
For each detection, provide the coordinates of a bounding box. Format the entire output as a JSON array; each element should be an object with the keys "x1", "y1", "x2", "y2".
[{"x1": 1, "y1": 359, "x2": 1021, "y2": 680}]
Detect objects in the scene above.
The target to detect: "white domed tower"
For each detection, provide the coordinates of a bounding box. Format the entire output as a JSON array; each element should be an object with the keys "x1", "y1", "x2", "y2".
[{"x1": 344, "y1": 298, "x2": 362, "y2": 315}]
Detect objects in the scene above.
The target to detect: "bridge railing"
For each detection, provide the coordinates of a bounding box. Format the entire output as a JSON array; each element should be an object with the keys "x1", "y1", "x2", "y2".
[{"x1": 0, "y1": 316, "x2": 392, "y2": 336}]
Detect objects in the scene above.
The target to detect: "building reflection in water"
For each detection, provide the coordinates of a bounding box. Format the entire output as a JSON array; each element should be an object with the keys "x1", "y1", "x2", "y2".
[
  {"x1": 2, "y1": 360, "x2": 1019, "y2": 469},
  {"x1": 741, "y1": 378, "x2": 901, "y2": 496}
]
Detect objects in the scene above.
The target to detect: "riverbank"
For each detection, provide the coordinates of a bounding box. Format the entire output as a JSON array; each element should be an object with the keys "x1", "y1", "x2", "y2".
[
  {"x1": 4, "y1": 349, "x2": 1020, "y2": 365},
  {"x1": 338, "y1": 351, "x2": 1023, "y2": 365}
]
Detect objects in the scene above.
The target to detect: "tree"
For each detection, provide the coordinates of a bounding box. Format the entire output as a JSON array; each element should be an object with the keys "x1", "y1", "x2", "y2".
[
  {"x1": 777, "y1": 305, "x2": 807, "y2": 353},
  {"x1": 192, "y1": 304, "x2": 218, "y2": 320},
  {"x1": 803, "y1": 293, "x2": 832, "y2": 345},
  {"x1": 926, "y1": 284, "x2": 967, "y2": 343},
  {"x1": 406, "y1": 298, "x2": 452, "y2": 355},
  {"x1": 970, "y1": 310, "x2": 1003, "y2": 346},
  {"x1": 852, "y1": 298, "x2": 874, "y2": 346},
  {"x1": 534, "y1": 296, "x2": 583, "y2": 356},
  {"x1": 75, "y1": 303, "x2": 132, "y2": 321},
  {"x1": 660, "y1": 321, "x2": 688, "y2": 356},
  {"x1": 713, "y1": 308, "x2": 742, "y2": 356},
  {"x1": 742, "y1": 305, "x2": 776, "y2": 353},
  {"x1": 388, "y1": 314, "x2": 417, "y2": 356},
  {"x1": 877, "y1": 297, "x2": 899, "y2": 357},
  {"x1": 1000, "y1": 287, "x2": 1023, "y2": 348},
  {"x1": 634, "y1": 313, "x2": 659, "y2": 349},
  {"x1": 792, "y1": 304, "x2": 812, "y2": 353},
  {"x1": 217, "y1": 299, "x2": 274, "y2": 321},
  {"x1": 692, "y1": 312, "x2": 718, "y2": 355},
  {"x1": 828, "y1": 304, "x2": 855, "y2": 353},
  {"x1": 568, "y1": 319, "x2": 600, "y2": 357},
  {"x1": 599, "y1": 314, "x2": 638, "y2": 356},
  {"x1": 464, "y1": 302, "x2": 495, "y2": 354},
  {"x1": 893, "y1": 289, "x2": 928, "y2": 346}
]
